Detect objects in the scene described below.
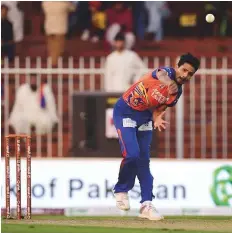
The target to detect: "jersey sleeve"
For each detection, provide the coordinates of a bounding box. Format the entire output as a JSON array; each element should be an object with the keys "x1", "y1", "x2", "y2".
[{"x1": 152, "y1": 67, "x2": 176, "y2": 81}]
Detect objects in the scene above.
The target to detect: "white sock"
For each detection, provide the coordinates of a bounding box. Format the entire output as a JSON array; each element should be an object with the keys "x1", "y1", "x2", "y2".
[{"x1": 141, "y1": 201, "x2": 152, "y2": 206}]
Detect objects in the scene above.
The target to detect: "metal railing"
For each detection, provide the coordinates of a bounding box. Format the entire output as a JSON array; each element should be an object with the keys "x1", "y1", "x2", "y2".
[{"x1": 1, "y1": 56, "x2": 232, "y2": 159}]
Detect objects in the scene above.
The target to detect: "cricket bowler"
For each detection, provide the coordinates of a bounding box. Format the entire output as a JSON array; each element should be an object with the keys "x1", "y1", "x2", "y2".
[{"x1": 113, "y1": 53, "x2": 200, "y2": 220}]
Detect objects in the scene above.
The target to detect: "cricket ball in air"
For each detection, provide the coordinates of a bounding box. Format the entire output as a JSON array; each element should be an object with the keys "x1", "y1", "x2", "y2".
[{"x1": 205, "y1": 14, "x2": 215, "y2": 23}]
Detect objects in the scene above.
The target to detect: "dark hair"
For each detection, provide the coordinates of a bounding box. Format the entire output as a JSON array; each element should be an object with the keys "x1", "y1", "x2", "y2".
[
  {"x1": 178, "y1": 53, "x2": 200, "y2": 72},
  {"x1": 114, "y1": 33, "x2": 125, "y2": 41}
]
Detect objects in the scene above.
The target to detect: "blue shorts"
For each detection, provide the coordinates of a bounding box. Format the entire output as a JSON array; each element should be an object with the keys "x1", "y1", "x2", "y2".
[{"x1": 113, "y1": 97, "x2": 153, "y2": 127}]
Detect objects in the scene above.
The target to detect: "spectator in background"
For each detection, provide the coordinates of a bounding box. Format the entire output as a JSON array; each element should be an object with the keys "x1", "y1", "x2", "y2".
[
  {"x1": 67, "y1": 1, "x2": 79, "y2": 38},
  {"x1": 89, "y1": 1, "x2": 106, "y2": 42},
  {"x1": 1, "y1": 4, "x2": 15, "y2": 61},
  {"x1": 223, "y1": 7, "x2": 232, "y2": 36},
  {"x1": 42, "y1": 1, "x2": 76, "y2": 66},
  {"x1": 104, "y1": 33, "x2": 145, "y2": 92},
  {"x1": 106, "y1": 2, "x2": 135, "y2": 49},
  {"x1": 79, "y1": 1, "x2": 92, "y2": 40},
  {"x1": 144, "y1": 1, "x2": 170, "y2": 41},
  {"x1": 9, "y1": 74, "x2": 58, "y2": 135},
  {"x1": 132, "y1": 1, "x2": 146, "y2": 40},
  {"x1": 2, "y1": 1, "x2": 24, "y2": 43},
  {"x1": 81, "y1": 1, "x2": 106, "y2": 43}
]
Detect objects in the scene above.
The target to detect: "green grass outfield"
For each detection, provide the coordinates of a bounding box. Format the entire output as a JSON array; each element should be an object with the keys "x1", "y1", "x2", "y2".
[{"x1": 2, "y1": 216, "x2": 232, "y2": 233}]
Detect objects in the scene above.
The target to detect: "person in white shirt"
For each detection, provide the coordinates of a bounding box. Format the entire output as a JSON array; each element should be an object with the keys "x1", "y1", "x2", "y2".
[
  {"x1": 144, "y1": 1, "x2": 170, "y2": 41},
  {"x1": 104, "y1": 33, "x2": 146, "y2": 92},
  {"x1": 9, "y1": 74, "x2": 58, "y2": 135},
  {"x1": 42, "y1": 1, "x2": 76, "y2": 66}
]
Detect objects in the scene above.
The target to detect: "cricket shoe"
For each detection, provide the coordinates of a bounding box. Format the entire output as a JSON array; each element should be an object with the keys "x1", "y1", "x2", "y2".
[
  {"x1": 114, "y1": 192, "x2": 130, "y2": 211},
  {"x1": 138, "y1": 201, "x2": 164, "y2": 221}
]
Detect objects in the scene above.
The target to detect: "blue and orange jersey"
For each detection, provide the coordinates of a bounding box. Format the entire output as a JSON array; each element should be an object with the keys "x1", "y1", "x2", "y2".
[{"x1": 122, "y1": 67, "x2": 182, "y2": 111}]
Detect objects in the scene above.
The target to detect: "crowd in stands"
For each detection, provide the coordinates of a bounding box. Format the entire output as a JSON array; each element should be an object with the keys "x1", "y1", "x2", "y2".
[
  {"x1": 68, "y1": 1, "x2": 171, "y2": 46},
  {"x1": 1, "y1": 1, "x2": 232, "y2": 64},
  {"x1": 2, "y1": 1, "x2": 232, "y2": 137}
]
